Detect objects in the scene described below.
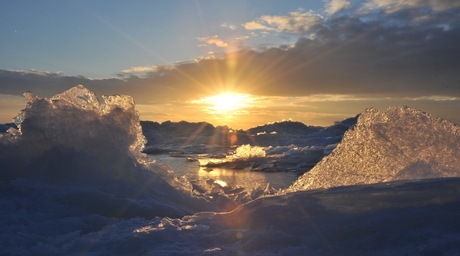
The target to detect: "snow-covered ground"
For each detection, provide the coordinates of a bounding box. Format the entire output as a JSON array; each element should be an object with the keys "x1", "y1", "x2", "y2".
[{"x1": 1, "y1": 85, "x2": 460, "y2": 255}]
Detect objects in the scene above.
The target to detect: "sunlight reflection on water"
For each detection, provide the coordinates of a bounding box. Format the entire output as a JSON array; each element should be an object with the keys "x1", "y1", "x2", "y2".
[{"x1": 148, "y1": 154, "x2": 298, "y2": 190}]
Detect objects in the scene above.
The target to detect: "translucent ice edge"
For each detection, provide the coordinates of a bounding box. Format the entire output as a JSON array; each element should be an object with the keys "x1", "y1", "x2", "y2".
[
  {"x1": 0, "y1": 85, "x2": 276, "y2": 218},
  {"x1": 0, "y1": 85, "x2": 225, "y2": 217},
  {"x1": 289, "y1": 106, "x2": 460, "y2": 191}
]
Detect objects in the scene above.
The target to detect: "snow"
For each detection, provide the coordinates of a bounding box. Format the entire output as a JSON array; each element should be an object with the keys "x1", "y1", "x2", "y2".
[
  {"x1": 1, "y1": 87, "x2": 460, "y2": 255},
  {"x1": 3, "y1": 178, "x2": 459, "y2": 255}
]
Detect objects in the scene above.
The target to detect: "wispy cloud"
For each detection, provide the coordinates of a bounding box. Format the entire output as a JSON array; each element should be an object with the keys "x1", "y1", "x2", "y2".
[
  {"x1": 243, "y1": 21, "x2": 278, "y2": 32},
  {"x1": 290, "y1": 95, "x2": 460, "y2": 103},
  {"x1": 363, "y1": 0, "x2": 460, "y2": 13},
  {"x1": 407, "y1": 96, "x2": 460, "y2": 102},
  {"x1": 243, "y1": 8, "x2": 323, "y2": 34},
  {"x1": 1, "y1": 1, "x2": 460, "y2": 125},
  {"x1": 121, "y1": 66, "x2": 158, "y2": 74},
  {"x1": 221, "y1": 23, "x2": 237, "y2": 30},
  {"x1": 0, "y1": 69, "x2": 126, "y2": 99},
  {"x1": 197, "y1": 35, "x2": 229, "y2": 47},
  {"x1": 235, "y1": 35, "x2": 249, "y2": 40},
  {"x1": 324, "y1": 0, "x2": 351, "y2": 15},
  {"x1": 6, "y1": 69, "x2": 61, "y2": 77}
]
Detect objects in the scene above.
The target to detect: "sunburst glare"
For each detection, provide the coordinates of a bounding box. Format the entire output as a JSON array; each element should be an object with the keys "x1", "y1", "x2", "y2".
[{"x1": 193, "y1": 92, "x2": 254, "y2": 117}]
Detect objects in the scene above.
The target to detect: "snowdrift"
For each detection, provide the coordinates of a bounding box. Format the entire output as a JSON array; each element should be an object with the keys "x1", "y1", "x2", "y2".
[
  {"x1": 5, "y1": 178, "x2": 458, "y2": 255},
  {"x1": 290, "y1": 106, "x2": 460, "y2": 191}
]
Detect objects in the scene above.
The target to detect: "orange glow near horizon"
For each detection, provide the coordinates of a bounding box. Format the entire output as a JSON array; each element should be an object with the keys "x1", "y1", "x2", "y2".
[{"x1": 193, "y1": 92, "x2": 254, "y2": 117}]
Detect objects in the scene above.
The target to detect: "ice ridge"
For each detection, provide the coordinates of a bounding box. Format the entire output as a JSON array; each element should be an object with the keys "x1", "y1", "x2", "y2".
[
  {"x1": 0, "y1": 85, "x2": 217, "y2": 218},
  {"x1": 289, "y1": 106, "x2": 460, "y2": 191}
]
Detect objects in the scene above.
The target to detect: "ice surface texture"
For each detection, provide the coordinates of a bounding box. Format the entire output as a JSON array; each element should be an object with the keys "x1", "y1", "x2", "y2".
[
  {"x1": 234, "y1": 144, "x2": 266, "y2": 160},
  {"x1": 4, "y1": 178, "x2": 459, "y2": 255},
  {"x1": 290, "y1": 106, "x2": 460, "y2": 191},
  {"x1": 0, "y1": 85, "x2": 217, "y2": 218},
  {"x1": 2, "y1": 87, "x2": 460, "y2": 255},
  {"x1": 2, "y1": 84, "x2": 145, "y2": 182}
]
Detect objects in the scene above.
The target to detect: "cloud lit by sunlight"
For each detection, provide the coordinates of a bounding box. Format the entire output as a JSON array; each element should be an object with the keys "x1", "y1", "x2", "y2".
[
  {"x1": 325, "y1": 0, "x2": 350, "y2": 15},
  {"x1": 197, "y1": 35, "x2": 229, "y2": 48},
  {"x1": 243, "y1": 8, "x2": 323, "y2": 34},
  {"x1": 121, "y1": 65, "x2": 158, "y2": 74},
  {"x1": 221, "y1": 23, "x2": 237, "y2": 30},
  {"x1": 362, "y1": 0, "x2": 460, "y2": 13},
  {"x1": 2, "y1": 1, "x2": 460, "y2": 128}
]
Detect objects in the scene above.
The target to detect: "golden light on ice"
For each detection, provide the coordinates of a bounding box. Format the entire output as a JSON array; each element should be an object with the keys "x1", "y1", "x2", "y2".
[{"x1": 194, "y1": 92, "x2": 253, "y2": 116}]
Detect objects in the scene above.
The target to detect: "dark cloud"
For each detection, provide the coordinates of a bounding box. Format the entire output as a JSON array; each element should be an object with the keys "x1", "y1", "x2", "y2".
[
  {"x1": 0, "y1": 69, "x2": 126, "y2": 98},
  {"x1": 133, "y1": 6, "x2": 460, "y2": 100},
  {"x1": 1, "y1": 4, "x2": 459, "y2": 105}
]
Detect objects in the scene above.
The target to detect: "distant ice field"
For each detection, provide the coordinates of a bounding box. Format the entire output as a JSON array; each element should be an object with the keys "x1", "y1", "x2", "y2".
[
  {"x1": 149, "y1": 154, "x2": 299, "y2": 190},
  {"x1": 2, "y1": 85, "x2": 460, "y2": 255}
]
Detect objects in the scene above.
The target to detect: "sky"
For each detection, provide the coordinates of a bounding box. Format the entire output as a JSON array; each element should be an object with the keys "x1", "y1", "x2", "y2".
[{"x1": 1, "y1": 0, "x2": 459, "y2": 129}]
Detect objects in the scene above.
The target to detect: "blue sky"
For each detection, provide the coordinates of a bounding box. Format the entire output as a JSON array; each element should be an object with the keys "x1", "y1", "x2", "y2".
[
  {"x1": 1, "y1": 0, "x2": 324, "y2": 78},
  {"x1": 1, "y1": 0, "x2": 460, "y2": 129}
]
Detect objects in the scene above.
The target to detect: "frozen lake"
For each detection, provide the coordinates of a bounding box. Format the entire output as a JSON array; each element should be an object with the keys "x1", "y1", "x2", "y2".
[
  {"x1": 3, "y1": 86, "x2": 460, "y2": 255},
  {"x1": 149, "y1": 154, "x2": 299, "y2": 190}
]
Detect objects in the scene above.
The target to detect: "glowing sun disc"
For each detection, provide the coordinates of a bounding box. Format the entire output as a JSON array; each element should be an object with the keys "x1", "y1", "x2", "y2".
[{"x1": 197, "y1": 92, "x2": 253, "y2": 114}]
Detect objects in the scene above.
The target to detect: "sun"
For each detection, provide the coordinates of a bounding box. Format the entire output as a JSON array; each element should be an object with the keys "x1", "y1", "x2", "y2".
[
  {"x1": 209, "y1": 93, "x2": 247, "y2": 112},
  {"x1": 194, "y1": 92, "x2": 253, "y2": 115}
]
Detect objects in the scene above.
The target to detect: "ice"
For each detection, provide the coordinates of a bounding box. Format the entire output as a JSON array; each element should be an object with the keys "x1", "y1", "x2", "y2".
[
  {"x1": 3, "y1": 178, "x2": 458, "y2": 255},
  {"x1": 323, "y1": 143, "x2": 338, "y2": 155},
  {"x1": 3, "y1": 88, "x2": 460, "y2": 255},
  {"x1": 139, "y1": 117, "x2": 357, "y2": 177},
  {"x1": 0, "y1": 85, "x2": 218, "y2": 219},
  {"x1": 289, "y1": 106, "x2": 460, "y2": 191},
  {"x1": 233, "y1": 144, "x2": 266, "y2": 160},
  {"x1": 265, "y1": 145, "x2": 326, "y2": 172},
  {"x1": 50, "y1": 84, "x2": 101, "y2": 111}
]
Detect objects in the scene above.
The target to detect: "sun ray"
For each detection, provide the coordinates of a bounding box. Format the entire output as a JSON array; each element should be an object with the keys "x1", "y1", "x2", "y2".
[{"x1": 194, "y1": 92, "x2": 253, "y2": 116}]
